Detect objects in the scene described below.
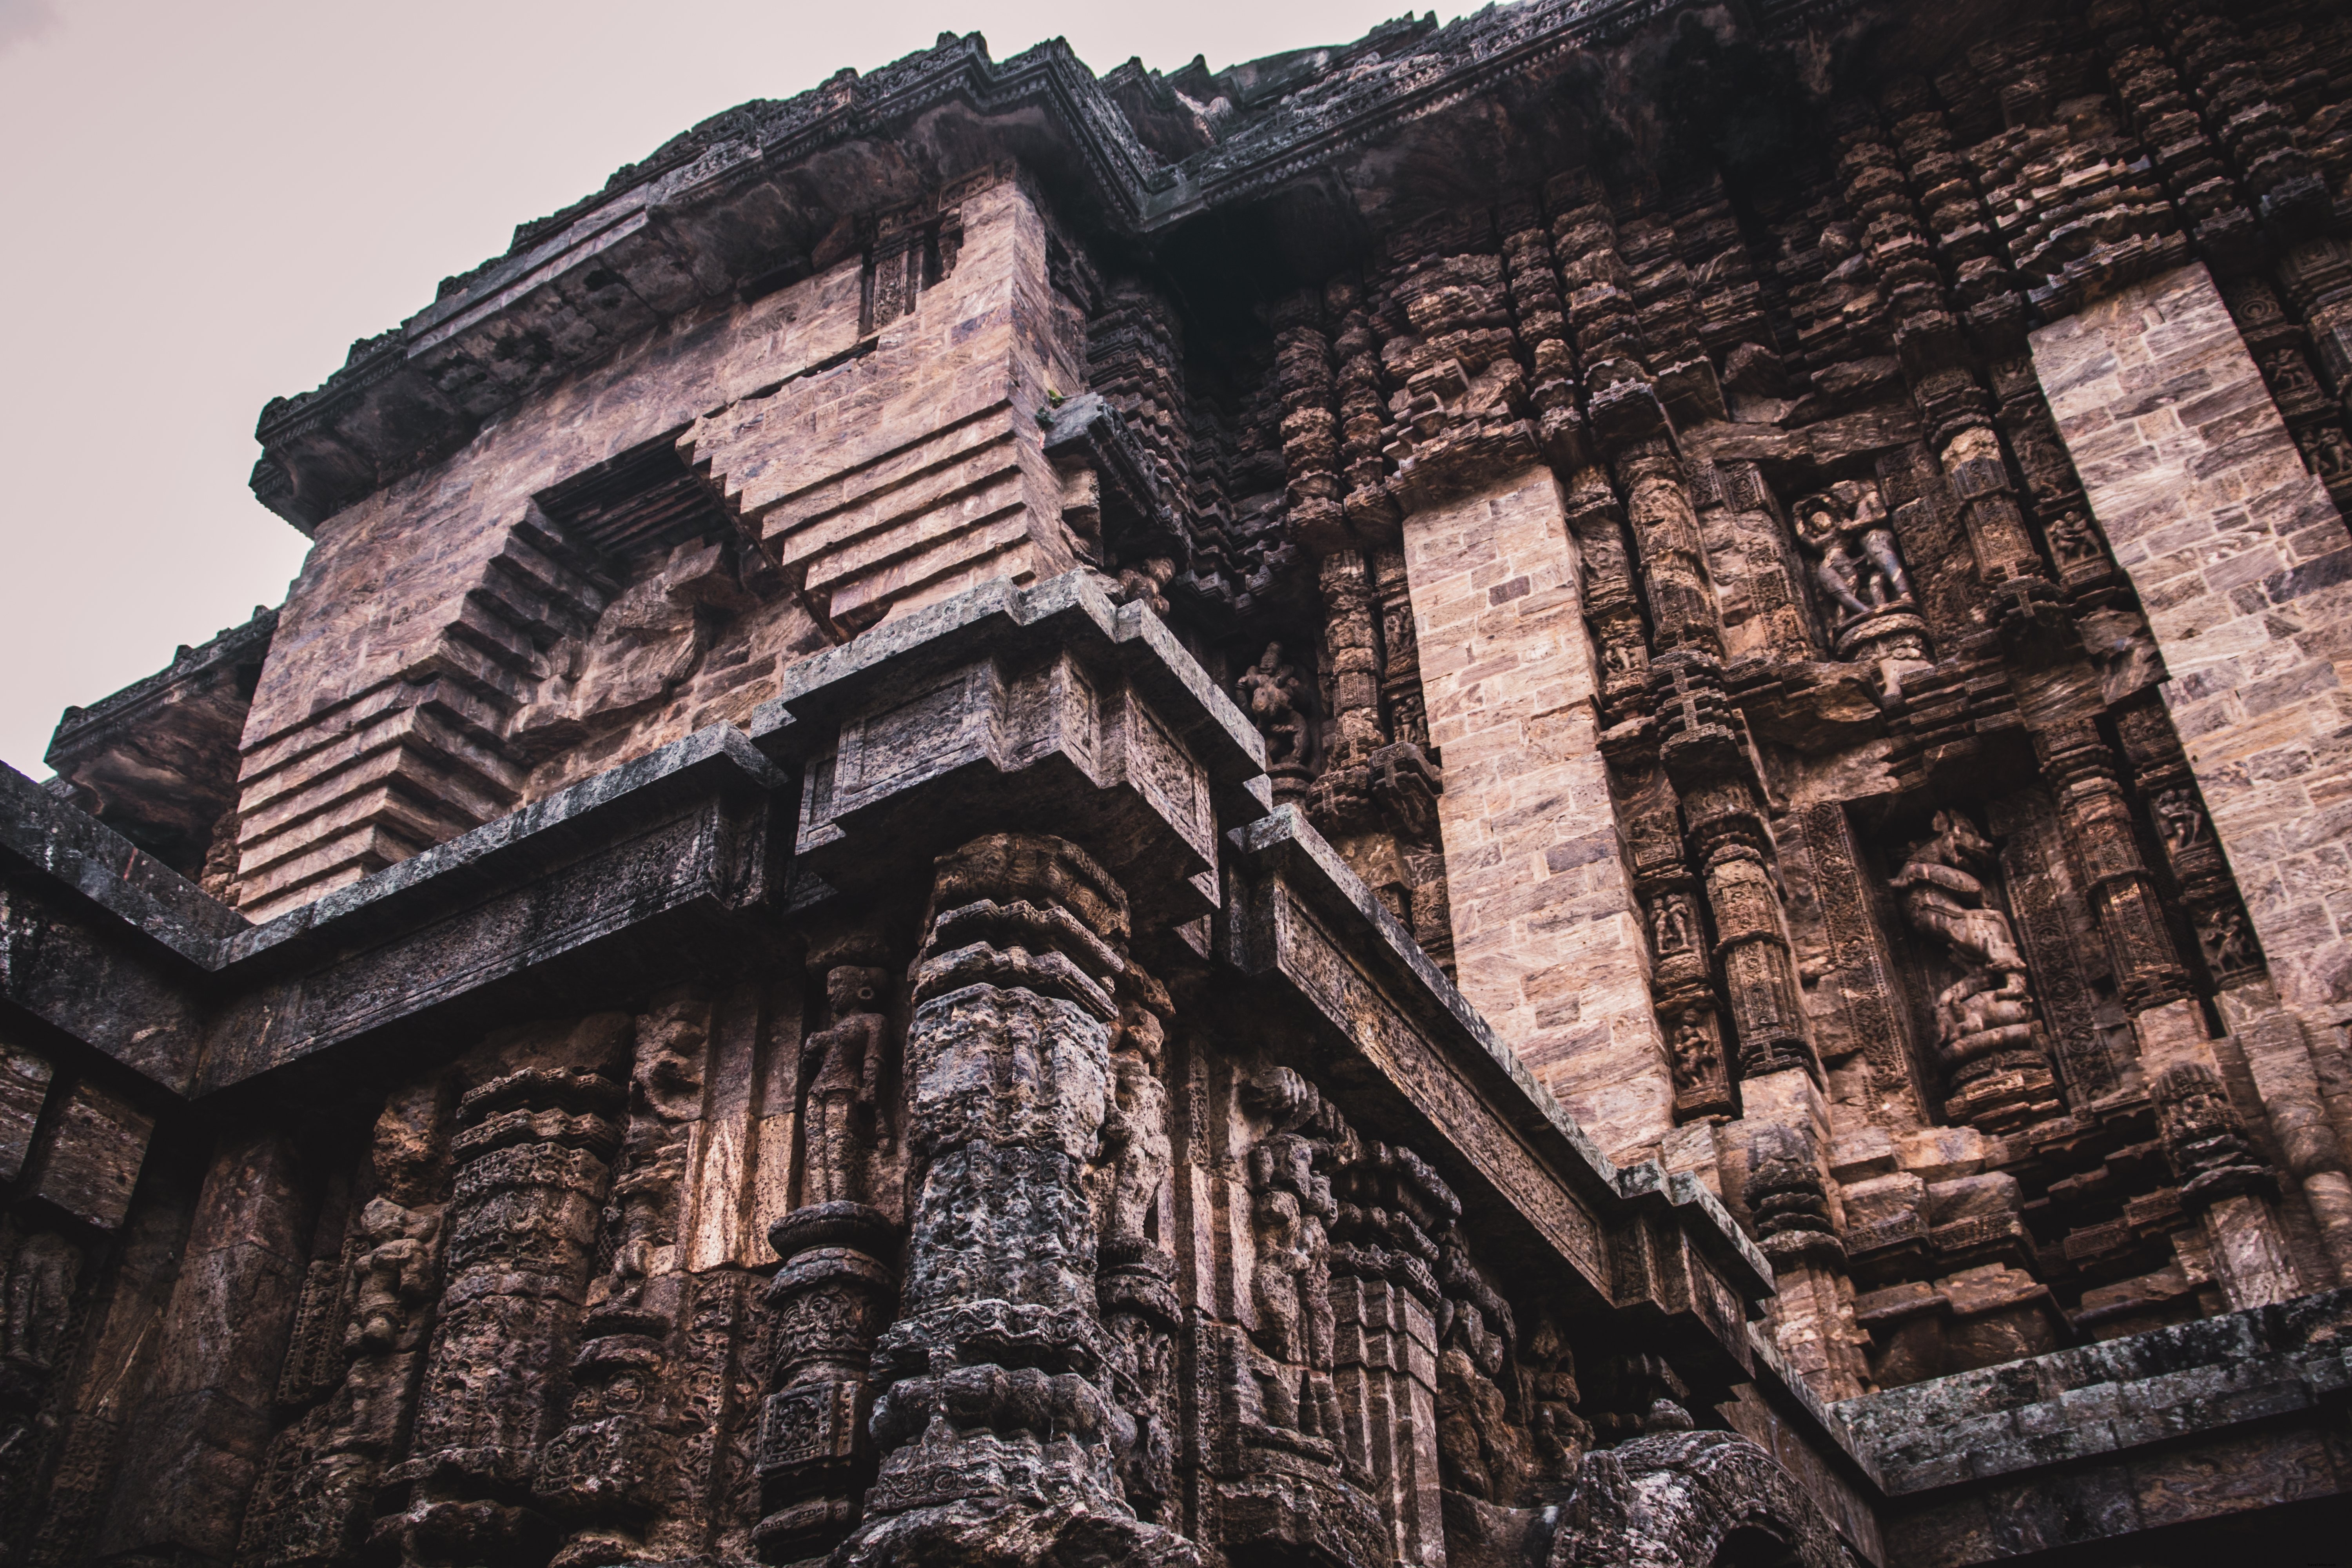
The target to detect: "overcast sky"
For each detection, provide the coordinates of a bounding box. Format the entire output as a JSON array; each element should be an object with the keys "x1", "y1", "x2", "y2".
[{"x1": 0, "y1": 0, "x2": 1480, "y2": 777}]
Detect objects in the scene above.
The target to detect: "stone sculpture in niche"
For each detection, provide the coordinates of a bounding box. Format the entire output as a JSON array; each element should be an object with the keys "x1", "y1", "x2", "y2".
[
  {"x1": 345, "y1": 1197, "x2": 441, "y2": 1355},
  {"x1": 1891, "y1": 811, "x2": 2059, "y2": 1130},
  {"x1": 2198, "y1": 909, "x2": 2260, "y2": 977},
  {"x1": 798, "y1": 964, "x2": 892, "y2": 1210},
  {"x1": 1793, "y1": 480, "x2": 1931, "y2": 708},
  {"x1": 1651, "y1": 891, "x2": 1698, "y2": 956},
  {"x1": 2045, "y1": 508, "x2": 2103, "y2": 565},
  {"x1": 2154, "y1": 788, "x2": 2208, "y2": 853},
  {"x1": 1236, "y1": 642, "x2": 1312, "y2": 800}
]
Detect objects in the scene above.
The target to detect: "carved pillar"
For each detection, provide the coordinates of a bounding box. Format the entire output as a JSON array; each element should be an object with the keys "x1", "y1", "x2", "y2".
[
  {"x1": 537, "y1": 1000, "x2": 715, "y2": 1567},
  {"x1": 2030, "y1": 720, "x2": 2194, "y2": 1019},
  {"x1": 1689, "y1": 459, "x2": 1813, "y2": 668},
  {"x1": 1097, "y1": 966, "x2": 1180, "y2": 1528},
  {"x1": 753, "y1": 949, "x2": 904, "y2": 1561},
  {"x1": 375, "y1": 1063, "x2": 625, "y2": 1564},
  {"x1": 1654, "y1": 651, "x2": 1813, "y2": 1085},
  {"x1": 1745, "y1": 1127, "x2": 1870, "y2": 1404},
  {"x1": 2155, "y1": 1063, "x2": 2304, "y2": 1308},
  {"x1": 851, "y1": 833, "x2": 1187, "y2": 1563},
  {"x1": 1831, "y1": 104, "x2": 2065, "y2": 646},
  {"x1": 1611, "y1": 749, "x2": 1734, "y2": 1123},
  {"x1": 1374, "y1": 547, "x2": 1454, "y2": 969},
  {"x1": 2112, "y1": 703, "x2": 2266, "y2": 989},
  {"x1": 1274, "y1": 290, "x2": 1345, "y2": 556},
  {"x1": 239, "y1": 1086, "x2": 447, "y2": 1568}
]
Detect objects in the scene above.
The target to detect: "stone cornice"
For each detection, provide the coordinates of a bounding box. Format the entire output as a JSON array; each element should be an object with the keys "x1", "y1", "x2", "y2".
[{"x1": 249, "y1": 0, "x2": 1855, "y2": 534}]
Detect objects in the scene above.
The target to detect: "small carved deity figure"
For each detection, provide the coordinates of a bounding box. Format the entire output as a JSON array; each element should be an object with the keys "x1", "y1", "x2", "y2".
[
  {"x1": 1832, "y1": 479, "x2": 1914, "y2": 608},
  {"x1": 1650, "y1": 892, "x2": 1696, "y2": 956},
  {"x1": 2265, "y1": 348, "x2": 2323, "y2": 405},
  {"x1": 2153, "y1": 787, "x2": 2208, "y2": 853},
  {"x1": 1236, "y1": 642, "x2": 1311, "y2": 769},
  {"x1": 345, "y1": 1197, "x2": 442, "y2": 1354},
  {"x1": 1668, "y1": 1011, "x2": 1719, "y2": 1083},
  {"x1": 1794, "y1": 493, "x2": 1876, "y2": 622},
  {"x1": 2045, "y1": 508, "x2": 2101, "y2": 564},
  {"x1": 797, "y1": 964, "x2": 892, "y2": 1209},
  {"x1": 2198, "y1": 908, "x2": 2259, "y2": 975},
  {"x1": 2298, "y1": 423, "x2": 2352, "y2": 484},
  {"x1": 1101, "y1": 976, "x2": 1173, "y2": 1247}
]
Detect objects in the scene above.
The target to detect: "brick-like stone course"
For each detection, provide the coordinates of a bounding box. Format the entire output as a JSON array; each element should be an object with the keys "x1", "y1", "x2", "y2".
[
  {"x1": 2033, "y1": 263, "x2": 2352, "y2": 1019},
  {"x1": 231, "y1": 175, "x2": 1078, "y2": 920},
  {"x1": 1401, "y1": 465, "x2": 1673, "y2": 1161}
]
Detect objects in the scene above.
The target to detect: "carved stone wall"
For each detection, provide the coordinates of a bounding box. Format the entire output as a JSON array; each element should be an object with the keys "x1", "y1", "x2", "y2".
[{"x1": 18, "y1": 0, "x2": 2352, "y2": 1563}]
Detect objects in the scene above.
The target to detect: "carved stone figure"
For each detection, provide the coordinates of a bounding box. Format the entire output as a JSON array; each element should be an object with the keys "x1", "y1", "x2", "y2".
[
  {"x1": 798, "y1": 964, "x2": 891, "y2": 1209},
  {"x1": 2198, "y1": 908, "x2": 2260, "y2": 975},
  {"x1": 1833, "y1": 478, "x2": 1914, "y2": 608},
  {"x1": 1651, "y1": 892, "x2": 1697, "y2": 956},
  {"x1": 1891, "y1": 811, "x2": 2029, "y2": 981},
  {"x1": 2299, "y1": 422, "x2": 2352, "y2": 484},
  {"x1": 2266, "y1": 348, "x2": 2322, "y2": 403},
  {"x1": 2045, "y1": 508, "x2": 2101, "y2": 564},
  {"x1": 1794, "y1": 494, "x2": 1876, "y2": 622},
  {"x1": 344, "y1": 1197, "x2": 441, "y2": 1354},
  {"x1": 1236, "y1": 641, "x2": 1311, "y2": 769},
  {"x1": 1668, "y1": 1011, "x2": 1719, "y2": 1084},
  {"x1": 2154, "y1": 787, "x2": 2208, "y2": 853},
  {"x1": 1891, "y1": 811, "x2": 2057, "y2": 1127},
  {"x1": 1795, "y1": 484, "x2": 1912, "y2": 624}
]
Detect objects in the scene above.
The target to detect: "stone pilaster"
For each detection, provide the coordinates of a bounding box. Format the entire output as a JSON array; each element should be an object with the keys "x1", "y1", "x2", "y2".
[{"x1": 848, "y1": 833, "x2": 1194, "y2": 1565}]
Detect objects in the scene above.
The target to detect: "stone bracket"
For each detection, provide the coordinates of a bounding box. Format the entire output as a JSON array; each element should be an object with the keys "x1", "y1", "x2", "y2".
[{"x1": 750, "y1": 572, "x2": 1267, "y2": 927}]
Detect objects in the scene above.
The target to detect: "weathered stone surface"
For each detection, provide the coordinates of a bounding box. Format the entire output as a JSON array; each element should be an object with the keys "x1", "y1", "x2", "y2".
[{"x1": 17, "y1": 1, "x2": 2352, "y2": 1563}]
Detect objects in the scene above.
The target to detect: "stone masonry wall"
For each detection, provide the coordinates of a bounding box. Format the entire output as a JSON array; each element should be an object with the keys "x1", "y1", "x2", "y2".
[
  {"x1": 229, "y1": 173, "x2": 1080, "y2": 920},
  {"x1": 1401, "y1": 465, "x2": 1674, "y2": 1163},
  {"x1": 2032, "y1": 263, "x2": 2352, "y2": 1024}
]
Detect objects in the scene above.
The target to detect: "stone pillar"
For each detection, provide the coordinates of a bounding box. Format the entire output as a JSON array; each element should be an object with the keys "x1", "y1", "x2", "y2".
[
  {"x1": 2155, "y1": 1063, "x2": 2305, "y2": 1309},
  {"x1": 850, "y1": 833, "x2": 1190, "y2": 1565},
  {"x1": 2030, "y1": 261, "x2": 2352, "y2": 1021},
  {"x1": 2028, "y1": 719, "x2": 2193, "y2": 1019},
  {"x1": 375, "y1": 1063, "x2": 626, "y2": 1564},
  {"x1": 1653, "y1": 651, "x2": 1812, "y2": 1084},
  {"x1": 1399, "y1": 465, "x2": 1673, "y2": 1161},
  {"x1": 95, "y1": 1128, "x2": 308, "y2": 1566}
]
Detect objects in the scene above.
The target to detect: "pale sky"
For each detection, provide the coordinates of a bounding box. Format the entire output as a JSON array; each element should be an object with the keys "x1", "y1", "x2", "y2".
[{"x1": 0, "y1": 0, "x2": 1480, "y2": 777}]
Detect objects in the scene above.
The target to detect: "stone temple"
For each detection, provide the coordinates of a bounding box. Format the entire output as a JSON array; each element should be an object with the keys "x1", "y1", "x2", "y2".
[{"x1": 11, "y1": 0, "x2": 2352, "y2": 1563}]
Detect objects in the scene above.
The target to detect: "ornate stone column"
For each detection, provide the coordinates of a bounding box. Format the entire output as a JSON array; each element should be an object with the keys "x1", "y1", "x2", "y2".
[
  {"x1": 847, "y1": 832, "x2": 1192, "y2": 1566},
  {"x1": 374, "y1": 1064, "x2": 625, "y2": 1565},
  {"x1": 2155, "y1": 1063, "x2": 2304, "y2": 1309}
]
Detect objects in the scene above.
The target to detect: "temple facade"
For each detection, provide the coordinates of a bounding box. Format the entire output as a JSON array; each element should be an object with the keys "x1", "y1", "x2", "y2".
[{"x1": 9, "y1": 1, "x2": 2352, "y2": 1563}]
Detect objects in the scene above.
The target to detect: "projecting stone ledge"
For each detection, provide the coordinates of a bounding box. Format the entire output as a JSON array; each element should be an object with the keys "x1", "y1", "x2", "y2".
[{"x1": 1837, "y1": 1288, "x2": 2352, "y2": 1564}]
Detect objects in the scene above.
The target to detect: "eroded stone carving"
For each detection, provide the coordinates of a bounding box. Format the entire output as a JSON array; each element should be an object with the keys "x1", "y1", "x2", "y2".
[{"x1": 1891, "y1": 812, "x2": 2059, "y2": 1130}]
